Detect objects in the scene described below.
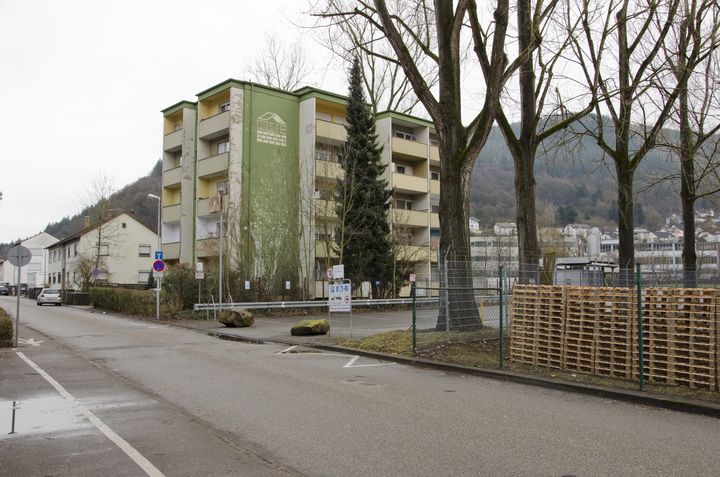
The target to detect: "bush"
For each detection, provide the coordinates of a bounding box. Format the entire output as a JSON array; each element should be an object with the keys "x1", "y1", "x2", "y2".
[
  {"x1": 291, "y1": 319, "x2": 329, "y2": 336},
  {"x1": 0, "y1": 309, "x2": 13, "y2": 346},
  {"x1": 218, "y1": 308, "x2": 254, "y2": 328},
  {"x1": 162, "y1": 263, "x2": 197, "y2": 312},
  {"x1": 90, "y1": 287, "x2": 158, "y2": 317}
]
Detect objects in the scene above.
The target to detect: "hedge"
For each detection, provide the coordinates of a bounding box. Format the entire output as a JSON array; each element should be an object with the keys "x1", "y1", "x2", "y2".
[
  {"x1": 0, "y1": 308, "x2": 13, "y2": 346},
  {"x1": 90, "y1": 287, "x2": 158, "y2": 317}
]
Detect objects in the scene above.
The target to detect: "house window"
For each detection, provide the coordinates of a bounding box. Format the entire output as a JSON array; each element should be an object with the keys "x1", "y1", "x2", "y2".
[
  {"x1": 139, "y1": 244, "x2": 151, "y2": 257},
  {"x1": 395, "y1": 165, "x2": 406, "y2": 175},
  {"x1": 394, "y1": 130, "x2": 416, "y2": 141},
  {"x1": 217, "y1": 181, "x2": 229, "y2": 195},
  {"x1": 217, "y1": 140, "x2": 230, "y2": 154},
  {"x1": 74, "y1": 244, "x2": 78, "y2": 256},
  {"x1": 219, "y1": 101, "x2": 230, "y2": 113},
  {"x1": 431, "y1": 171, "x2": 440, "y2": 181},
  {"x1": 138, "y1": 270, "x2": 151, "y2": 283},
  {"x1": 98, "y1": 244, "x2": 109, "y2": 256},
  {"x1": 122, "y1": 222, "x2": 127, "y2": 228},
  {"x1": 395, "y1": 199, "x2": 413, "y2": 210}
]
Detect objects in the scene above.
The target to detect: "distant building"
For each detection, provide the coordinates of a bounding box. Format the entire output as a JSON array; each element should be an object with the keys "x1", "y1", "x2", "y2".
[
  {"x1": 0, "y1": 232, "x2": 57, "y2": 288},
  {"x1": 469, "y1": 217, "x2": 480, "y2": 233},
  {"x1": 493, "y1": 223, "x2": 517, "y2": 236},
  {"x1": 45, "y1": 212, "x2": 158, "y2": 290}
]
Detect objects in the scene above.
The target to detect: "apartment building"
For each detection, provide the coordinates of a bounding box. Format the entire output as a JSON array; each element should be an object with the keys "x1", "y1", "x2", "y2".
[
  {"x1": 161, "y1": 79, "x2": 440, "y2": 298},
  {"x1": 45, "y1": 212, "x2": 158, "y2": 290}
]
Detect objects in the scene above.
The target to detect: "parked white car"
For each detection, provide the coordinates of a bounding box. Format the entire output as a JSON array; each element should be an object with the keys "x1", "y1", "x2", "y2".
[{"x1": 37, "y1": 288, "x2": 62, "y2": 306}]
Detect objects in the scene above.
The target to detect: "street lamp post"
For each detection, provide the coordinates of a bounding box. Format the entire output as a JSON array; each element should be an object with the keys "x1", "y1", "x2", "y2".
[{"x1": 147, "y1": 193, "x2": 161, "y2": 321}]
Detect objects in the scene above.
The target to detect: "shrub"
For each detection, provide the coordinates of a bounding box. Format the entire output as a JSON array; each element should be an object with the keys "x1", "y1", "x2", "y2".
[
  {"x1": 90, "y1": 287, "x2": 158, "y2": 317},
  {"x1": 162, "y1": 263, "x2": 197, "y2": 312},
  {"x1": 218, "y1": 308, "x2": 254, "y2": 328},
  {"x1": 0, "y1": 309, "x2": 13, "y2": 346}
]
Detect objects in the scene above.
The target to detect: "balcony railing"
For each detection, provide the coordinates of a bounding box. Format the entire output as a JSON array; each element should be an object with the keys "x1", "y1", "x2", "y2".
[
  {"x1": 393, "y1": 209, "x2": 429, "y2": 227},
  {"x1": 316, "y1": 119, "x2": 347, "y2": 143},
  {"x1": 392, "y1": 173, "x2": 428, "y2": 194},
  {"x1": 198, "y1": 111, "x2": 230, "y2": 139},
  {"x1": 163, "y1": 129, "x2": 182, "y2": 152},
  {"x1": 197, "y1": 152, "x2": 229, "y2": 178},
  {"x1": 162, "y1": 166, "x2": 182, "y2": 187},
  {"x1": 162, "y1": 242, "x2": 180, "y2": 260},
  {"x1": 162, "y1": 204, "x2": 181, "y2": 223},
  {"x1": 392, "y1": 136, "x2": 428, "y2": 160}
]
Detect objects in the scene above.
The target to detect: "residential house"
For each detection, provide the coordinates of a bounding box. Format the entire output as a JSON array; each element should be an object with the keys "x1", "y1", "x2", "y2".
[{"x1": 0, "y1": 232, "x2": 57, "y2": 288}]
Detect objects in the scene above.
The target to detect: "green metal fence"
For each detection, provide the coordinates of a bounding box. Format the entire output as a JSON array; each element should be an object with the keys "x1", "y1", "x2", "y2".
[{"x1": 412, "y1": 282, "x2": 508, "y2": 367}]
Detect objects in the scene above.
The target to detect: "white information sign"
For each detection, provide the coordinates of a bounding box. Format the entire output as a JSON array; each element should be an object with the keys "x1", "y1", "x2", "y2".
[
  {"x1": 285, "y1": 281, "x2": 291, "y2": 290},
  {"x1": 332, "y1": 264, "x2": 345, "y2": 280},
  {"x1": 328, "y1": 281, "x2": 352, "y2": 312},
  {"x1": 195, "y1": 271, "x2": 205, "y2": 280},
  {"x1": 244, "y1": 280, "x2": 251, "y2": 290},
  {"x1": 409, "y1": 273, "x2": 416, "y2": 282},
  {"x1": 196, "y1": 262, "x2": 204, "y2": 273}
]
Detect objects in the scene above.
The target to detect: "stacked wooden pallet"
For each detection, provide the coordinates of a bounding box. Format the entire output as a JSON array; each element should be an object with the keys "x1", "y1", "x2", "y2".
[
  {"x1": 510, "y1": 285, "x2": 719, "y2": 391},
  {"x1": 510, "y1": 285, "x2": 565, "y2": 369},
  {"x1": 641, "y1": 288, "x2": 717, "y2": 389}
]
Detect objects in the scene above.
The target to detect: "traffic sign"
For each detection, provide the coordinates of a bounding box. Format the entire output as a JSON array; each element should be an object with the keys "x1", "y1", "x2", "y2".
[
  {"x1": 152, "y1": 260, "x2": 166, "y2": 273},
  {"x1": 329, "y1": 281, "x2": 352, "y2": 312},
  {"x1": 326, "y1": 267, "x2": 333, "y2": 280},
  {"x1": 155, "y1": 250, "x2": 163, "y2": 260},
  {"x1": 195, "y1": 271, "x2": 205, "y2": 280},
  {"x1": 7, "y1": 245, "x2": 31, "y2": 267},
  {"x1": 332, "y1": 264, "x2": 345, "y2": 280}
]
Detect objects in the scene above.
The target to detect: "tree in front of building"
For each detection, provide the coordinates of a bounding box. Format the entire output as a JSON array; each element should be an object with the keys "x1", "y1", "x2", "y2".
[{"x1": 336, "y1": 57, "x2": 393, "y2": 298}]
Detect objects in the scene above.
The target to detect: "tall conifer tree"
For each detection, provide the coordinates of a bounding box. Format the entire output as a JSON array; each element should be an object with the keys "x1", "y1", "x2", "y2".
[{"x1": 336, "y1": 58, "x2": 393, "y2": 297}]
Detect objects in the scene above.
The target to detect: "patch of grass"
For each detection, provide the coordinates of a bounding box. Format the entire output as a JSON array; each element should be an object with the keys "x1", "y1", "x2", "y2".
[{"x1": 341, "y1": 330, "x2": 720, "y2": 404}]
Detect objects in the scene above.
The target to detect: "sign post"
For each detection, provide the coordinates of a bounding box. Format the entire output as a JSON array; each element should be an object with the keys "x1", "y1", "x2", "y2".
[
  {"x1": 152, "y1": 258, "x2": 165, "y2": 320},
  {"x1": 8, "y1": 245, "x2": 31, "y2": 348},
  {"x1": 328, "y1": 277, "x2": 352, "y2": 337}
]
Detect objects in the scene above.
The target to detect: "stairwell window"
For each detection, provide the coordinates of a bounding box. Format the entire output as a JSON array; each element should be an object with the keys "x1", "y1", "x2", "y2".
[
  {"x1": 219, "y1": 102, "x2": 230, "y2": 113},
  {"x1": 395, "y1": 165, "x2": 406, "y2": 175},
  {"x1": 396, "y1": 199, "x2": 413, "y2": 210},
  {"x1": 217, "y1": 141, "x2": 230, "y2": 154},
  {"x1": 431, "y1": 171, "x2": 440, "y2": 181}
]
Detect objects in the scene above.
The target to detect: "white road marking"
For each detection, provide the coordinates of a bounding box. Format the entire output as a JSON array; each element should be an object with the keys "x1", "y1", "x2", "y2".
[
  {"x1": 343, "y1": 356, "x2": 360, "y2": 368},
  {"x1": 16, "y1": 352, "x2": 165, "y2": 477},
  {"x1": 276, "y1": 345, "x2": 298, "y2": 354},
  {"x1": 18, "y1": 338, "x2": 44, "y2": 347},
  {"x1": 343, "y1": 356, "x2": 395, "y2": 368}
]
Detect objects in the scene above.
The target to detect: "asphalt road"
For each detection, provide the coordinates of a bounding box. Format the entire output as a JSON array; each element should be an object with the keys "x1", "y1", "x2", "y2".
[{"x1": 2, "y1": 296, "x2": 720, "y2": 476}]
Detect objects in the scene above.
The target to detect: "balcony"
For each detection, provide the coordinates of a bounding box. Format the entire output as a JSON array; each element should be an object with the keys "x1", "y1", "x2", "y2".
[
  {"x1": 162, "y1": 166, "x2": 182, "y2": 188},
  {"x1": 162, "y1": 204, "x2": 181, "y2": 223},
  {"x1": 315, "y1": 199, "x2": 337, "y2": 219},
  {"x1": 197, "y1": 153, "x2": 229, "y2": 178},
  {"x1": 393, "y1": 209, "x2": 428, "y2": 228},
  {"x1": 430, "y1": 144, "x2": 440, "y2": 164},
  {"x1": 430, "y1": 179, "x2": 440, "y2": 195},
  {"x1": 315, "y1": 240, "x2": 338, "y2": 259},
  {"x1": 431, "y1": 213, "x2": 439, "y2": 228},
  {"x1": 392, "y1": 173, "x2": 428, "y2": 195},
  {"x1": 163, "y1": 129, "x2": 182, "y2": 152},
  {"x1": 392, "y1": 137, "x2": 427, "y2": 161},
  {"x1": 196, "y1": 238, "x2": 219, "y2": 258},
  {"x1": 162, "y1": 242, "x2": 180, "y2": 261},
  {"x1": 397, "y1": 245, "x2": 431, "y2": 262},
  {"x1": 315, "y1": 160, "x2": 344, "y2": 179},
  {"x1": 197, "y1": 195, "x2": 224, "y2": 217},
  {"x1": 198, "y1": 111, "x2": 229, "y2": 140},
  {"x1": 316, "y1": 119, "x2": 347, "y2": 144}
]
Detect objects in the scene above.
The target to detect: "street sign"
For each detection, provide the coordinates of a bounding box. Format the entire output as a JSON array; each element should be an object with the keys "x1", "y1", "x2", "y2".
[
  {"x1": 409, "y1": 273, "x2": 416, "y2": 282},
  {"x1": 195, "y1": 272, "x2": 205, "y2": 280},
  {"x1": 155, "y1": 250, "x2": 163, "y2": 260},
  {"x1": 332, "y1": 264, "x2": 345, "y2": 280},
  {"x1": 285, "y1": 280, "x2": 291, "y2": 290},
  {"x1": 7, "y1": 245, "x2": 31, "y2": 267},
  {"x1": 92, "y1": 268, "x2": 100, "y2": 279},
  {"x1": 326, "y1": 267, "x2": 333, "y2": 280},
  {"x1": 152, "y1": 260, "x2": 166, "y2": 277},
  {"x1": 329, "y1": 281, "x2": 352, "y2": 312},
  {"x1": 196, "y1": 262, "x2": 204, "y2": 273}
]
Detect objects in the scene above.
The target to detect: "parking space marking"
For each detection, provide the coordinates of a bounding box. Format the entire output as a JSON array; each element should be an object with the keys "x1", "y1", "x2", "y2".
[
  {"x1": 16, "y1": 352, "x2": 165, "y2": 477},
  {"x1": 275, "y1": 347, "x2": 396, "y2": 369},
  {"x1": 276, "y1": 345, "x2": 298, "y2": 354}
]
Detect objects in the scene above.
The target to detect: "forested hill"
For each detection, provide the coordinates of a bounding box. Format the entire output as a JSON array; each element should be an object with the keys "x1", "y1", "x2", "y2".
[
  {"x1": 43, "y1": 161, "x2": 163, "y2": 240},
  {"x1": 470, "y1": 123, "x2": 710, "y2": 230}
]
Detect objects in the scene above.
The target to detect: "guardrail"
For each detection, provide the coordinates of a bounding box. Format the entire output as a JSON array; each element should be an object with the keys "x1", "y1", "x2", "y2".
[{"x1": 194, "y1": 297, "x2": 440, "y2": 311}]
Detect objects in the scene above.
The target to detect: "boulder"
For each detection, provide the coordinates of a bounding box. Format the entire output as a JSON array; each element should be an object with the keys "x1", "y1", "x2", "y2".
[
  {"x1": 291, "y1": 319, "x2": 329, "y2": 336},
  {"x1": 218, "y1": 308, "x2": 254, "y2": 328}
]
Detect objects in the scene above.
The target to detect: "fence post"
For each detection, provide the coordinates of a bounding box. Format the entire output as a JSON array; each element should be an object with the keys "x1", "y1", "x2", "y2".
[
  {"x1": 411, "y1": 282, "x2": 417, "y2": 356},
  {"x1": 636, "y1": 263, "x2": 645, "y2": 391},
  {"x1": 499, "y1": 265, "x2": 504, "y2": 368}
]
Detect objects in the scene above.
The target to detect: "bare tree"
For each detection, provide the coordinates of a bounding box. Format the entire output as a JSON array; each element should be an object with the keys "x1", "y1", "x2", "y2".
[
  {"x1": 496, "y1": 0, "x2": 598, "y2": 279},
  {"x1": 312, "y1": 0, "x2": 438, "y2": 113},
  {"x1": 572, "y1": 0, "x2": 711, "y2": 272},
  {"x1": 314, "y1": 0, "x2": 513, "y2": 327},
  {"x1": 652, "y1": 0, "x2": 720, "y2": 286},
  {"x1": 79, "y1": 173, "x2": 119, "y2": 287},
  {"x1": 247, "y1": 33, "x2": 312, "y2": 91}
]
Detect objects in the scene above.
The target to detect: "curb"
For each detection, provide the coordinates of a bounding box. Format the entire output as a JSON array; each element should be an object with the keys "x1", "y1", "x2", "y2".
[{"x1": 204, "y1": 328, "x2": 720, "y2": 419}]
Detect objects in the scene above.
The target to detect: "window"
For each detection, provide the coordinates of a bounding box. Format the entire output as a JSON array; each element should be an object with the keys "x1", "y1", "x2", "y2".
[
  {"x1": 122, "y1": 222, "x2": 127, "y2": 229},
  {"x1": 316, "y1": 111, "x2": 332, "y2": 121},
  {"x1": 395, "y1": 165, "x2": 406, "y2": 174},
  {"x1": 99, "y1": 244, "x2": 109, "y2": 256},
  {"x1": 67, "y1": 248, "x2": 70, "y2": 258},
  {"x1": 431, "y1": 171, "x2": 440, "y2": 181},
  {"x1": 217, "y1": 140, "x2": 230, "y2": 154},
  {"x1": 431, "y1": 204, "x2": 440, "y2": 213},
  {"x1": 73, "y1": 244, "x2": 78, "y2": 256},
  {"x1": 395, "y1": 199, "x2": 413, "y2": 210},
  {"x1": 139, "y1": 244, "x2": 151, "y2": 257},
  {"x1": 219, "y1": 101, "x2": 230, "y2": 113},
  {"x1": 394, "y1": 130, "x2": 416, "y2": 141},
  {"x1": 314, "y1": 189, "x2": 321, "y2": 199},
  {"x1": 217, "y1": 180, "x2": 229, "y2": 195},
  {"x1": 138, "y1": 270, "x2": 151, "y2": 283}
]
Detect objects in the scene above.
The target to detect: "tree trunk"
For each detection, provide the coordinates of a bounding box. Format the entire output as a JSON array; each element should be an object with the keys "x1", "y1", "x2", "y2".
[
  {"x1": 513, "y1": 144, "x2": 540, "y2": 283},
  {"x1": 616, "y1": 160, "x2": 636, "y2": 276},
  {"x1": 437, "y1": 137, "x2": 480, "y2": 331},
  {"x1": 678, "y1": 80, "x2": 697, "y2": 287}
]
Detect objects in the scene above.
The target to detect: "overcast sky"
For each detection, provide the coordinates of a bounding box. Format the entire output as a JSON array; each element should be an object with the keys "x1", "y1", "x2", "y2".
[{"x1": 0, "y1": 0, "x2": 346, "y2": 243}]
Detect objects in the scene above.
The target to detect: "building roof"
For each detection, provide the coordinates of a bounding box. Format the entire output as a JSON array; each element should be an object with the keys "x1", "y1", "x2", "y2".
[{"x1": 48, "y1": 211, "x2": 154, "y2": 247}]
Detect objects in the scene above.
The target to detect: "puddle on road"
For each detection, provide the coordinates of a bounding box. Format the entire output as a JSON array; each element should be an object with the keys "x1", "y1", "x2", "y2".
[{"x1": 0, "y1": 395, "x2": 89, "y2": 439}]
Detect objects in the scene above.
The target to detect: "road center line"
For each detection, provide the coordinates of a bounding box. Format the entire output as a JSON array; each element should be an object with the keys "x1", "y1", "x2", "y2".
[{"x1": 16, "y1": 352, "x2": 165, "y2": 477}]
